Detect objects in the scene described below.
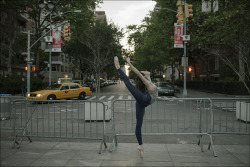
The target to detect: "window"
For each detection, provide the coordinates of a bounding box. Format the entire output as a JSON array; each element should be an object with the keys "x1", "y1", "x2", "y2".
[
  {"x1": 60, "y1": 84, "x2": 69, "y2": 90},
  {"x1": 52, "y1": 65, "x2": 57, "y2": 71},
  {"x1": 61, "y1": 66, "x2": 64, "y2": 72},
  {"x1": 70, "y1": 83, "x2": 80, "y2": 89},
  {"x1": 215, "y1": 55, "x2": 219, "y2": 70}
]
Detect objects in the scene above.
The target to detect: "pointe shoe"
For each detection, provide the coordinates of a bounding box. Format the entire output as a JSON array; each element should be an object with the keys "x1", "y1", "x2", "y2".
[
  {"x1": 114, "y1": 56, "x2": 120, "y2": 69},
  {"x1": 137, "y1": 146, "x2": 144, "y2": 158}
]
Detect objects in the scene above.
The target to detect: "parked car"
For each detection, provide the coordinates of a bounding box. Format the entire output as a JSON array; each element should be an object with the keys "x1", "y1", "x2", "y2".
[
  {"x1": 73, "y1": 80, "x2": 84, "y2": 86},
  {"x1": 73, "y1": 80, "x2": 92, "y2": 91},
  {"x1": 156, "y1": 82, "x2": 175, "y2": 96},
  {"x1": 84, "y1": 80, "x2": 95, "y2": 91},
  {"x1": 100, "y1": 78, "x2": 106, "y2": 88},
  {"x1": 27, "y1": 83, "x2": 92, "y2": 100},
  {"x1": 106, "y1": 80, "x2": 114, "y2": 85}
]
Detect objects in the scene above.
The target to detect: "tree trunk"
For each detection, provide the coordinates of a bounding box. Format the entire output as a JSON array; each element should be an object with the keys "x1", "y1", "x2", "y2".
[
  {"x1": 239, "y1": 41, "x2": 245, "y2": 81},
  {"x1": 7, "y1": 34, "x2": 16, "y2": 75}
]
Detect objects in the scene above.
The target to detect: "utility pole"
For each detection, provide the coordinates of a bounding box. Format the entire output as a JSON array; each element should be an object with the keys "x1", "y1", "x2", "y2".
[
  {"x1": 49, "y1": 12, "x2": 52, "y2": 86},
  {"x1": 27, "y1": 30, "x2": 31, "y2": 94},
  {"x1": 183, "y1": 0, "x2": 187, "y2": 97}
]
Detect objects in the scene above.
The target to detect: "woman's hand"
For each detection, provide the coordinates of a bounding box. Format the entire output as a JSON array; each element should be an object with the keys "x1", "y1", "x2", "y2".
[{"x1": 126, "y1": 57, "x2": 130, "y2": 63}]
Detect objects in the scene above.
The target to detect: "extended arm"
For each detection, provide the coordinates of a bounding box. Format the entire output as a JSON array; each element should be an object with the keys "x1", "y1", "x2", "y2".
[{"x1": 126, "y1": 57, "x2": 150, "y2": 86}]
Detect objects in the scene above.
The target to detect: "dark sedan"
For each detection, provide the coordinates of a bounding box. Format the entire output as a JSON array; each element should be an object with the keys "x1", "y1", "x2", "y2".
[{"x1": 156, "y1": 82, "x2": 175, "y2": 96}]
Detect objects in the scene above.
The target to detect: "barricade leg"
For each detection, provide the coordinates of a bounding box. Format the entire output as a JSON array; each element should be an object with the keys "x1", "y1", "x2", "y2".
[
  {"x1": 197, "y1": 135, "x2": 204, "y2": 152},
  {"x1": 207, "y1": 134, "x2": 217, "y2": 157}
]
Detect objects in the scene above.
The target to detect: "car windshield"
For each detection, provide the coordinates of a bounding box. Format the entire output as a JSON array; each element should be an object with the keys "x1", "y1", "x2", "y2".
[
  {"x1": 158, "y1": 83, "x2": 172, "y2": 88},
  {"x1": 48, "y1": 84, "x2": 61, "y2": 90}
]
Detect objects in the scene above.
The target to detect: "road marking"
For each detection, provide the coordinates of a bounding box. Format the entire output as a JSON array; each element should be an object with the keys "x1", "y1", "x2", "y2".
[
  {"x1": 118, "y1": 96, "x2": 123, "y2": 99},
  {"x1": 89, "y1": 96, "x2": 96, "y2": 100},
  {"x1": 127, "y1": 96, "x2": 132, "y2": 100},
  {"x1": 60, "y1": 109, "x2": 78, "y2": 112},
  {"x1": 99, "y1": 96, "x2": 106, "y2": 100},
  {"x1": 108, "y1": 96, "x2": 114, "y2": 100}
]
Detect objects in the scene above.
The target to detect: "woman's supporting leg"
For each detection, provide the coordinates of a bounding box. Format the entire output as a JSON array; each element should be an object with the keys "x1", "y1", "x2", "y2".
[{"x1": 135, "y1": 102, "x2": 145, "y2": 145}]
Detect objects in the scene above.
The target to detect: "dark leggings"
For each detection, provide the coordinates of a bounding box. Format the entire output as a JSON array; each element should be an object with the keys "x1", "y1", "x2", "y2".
[{"x1": 118, "y1": 69, "x2": 151, "y2": 145}]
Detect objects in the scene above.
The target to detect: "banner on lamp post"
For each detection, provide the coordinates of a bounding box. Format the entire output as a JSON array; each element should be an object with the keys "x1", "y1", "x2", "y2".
[
  {"x1": 174, "y1": 23, "x2": 184, "y2": 48},
  {"x1": 52, "y1": 29, "x2": 61, "y2": 52}
]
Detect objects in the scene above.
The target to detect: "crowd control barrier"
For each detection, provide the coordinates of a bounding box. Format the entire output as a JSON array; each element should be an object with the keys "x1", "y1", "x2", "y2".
[
  {"x1": 210, "y1": 98, "x2": 250, "y2": 135},
  {"x1": 109, "y1": 98, "x2": 217, "y2": 157},
  {"x1": 12, "y1": 100, "x2": 107, "y2": 154},
  {"x1": 0, "y1": 96, "x2": 26, "y2": 131}
]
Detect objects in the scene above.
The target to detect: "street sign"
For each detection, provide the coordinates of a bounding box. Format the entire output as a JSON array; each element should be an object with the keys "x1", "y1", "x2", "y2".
[
  {"x1": 182, "y1": 35, "x2": 190, "y2": 41},
  {"x1": 174, "y1": 23, "x2": 184, "y2": 48},
  {"x1": 202, "y1": 0, "x2": 211, "y2": 12},
  {"x1": 44, "y1": 36, "x2": 53, "y2": 43},
  {"x1": 52, "y1": 29, "x2": 62, "y2": 52},
  {"x1": 24, "y1": 57, "x2": 34, "y2": 62}
]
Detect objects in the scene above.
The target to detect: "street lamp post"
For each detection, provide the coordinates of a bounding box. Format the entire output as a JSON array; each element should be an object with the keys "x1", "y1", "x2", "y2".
[
  {"x1": 39, "y1": 0, "x2": 55, "y2": 86},
  {"x1": 25, "y1": 20, "x2": 68, "y2": 95},
  {"x1": 154, "y1": 1, "x2": 188, "y2": 97},
  {"x1": 183, "y1": 0, "x2": 187, "y2": 97},
  {"x1": 38, "y1": 1, "x2": 81, "y2": 86},
  {"x1": 24, "y1": 1, "x2": 81, "y2": 95}
]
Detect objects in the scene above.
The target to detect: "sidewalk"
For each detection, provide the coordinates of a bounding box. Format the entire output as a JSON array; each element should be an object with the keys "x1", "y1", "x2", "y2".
[{"x1": 1, "y1": 141, "x2": 249, "y2": 167}]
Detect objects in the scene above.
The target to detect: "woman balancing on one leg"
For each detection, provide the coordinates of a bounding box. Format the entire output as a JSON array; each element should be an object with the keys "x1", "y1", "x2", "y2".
[{"x1": 114, "y1": 56, "x2": 158, "y2": 158}]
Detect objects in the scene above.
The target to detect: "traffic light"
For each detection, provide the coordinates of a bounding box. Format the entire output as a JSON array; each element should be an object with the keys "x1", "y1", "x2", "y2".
[
  {"x1": 188, "y1": 67, "x2": 193, "y2": 72},
  {"x1": 32, "y1": 65, "x2": 36, "y2": 72},
  {"x1": 176, "y1": 0, "x2": 184, "y2": 24},
  {"x1": 64, "y1": 23, "x2": 71, "y2": 41},
  {"x1": 185, "y1": 3, "x2": 193, "y2": 21},
  {"x1": 25, "y1": 66, "x2": 36, "y2": 71}
]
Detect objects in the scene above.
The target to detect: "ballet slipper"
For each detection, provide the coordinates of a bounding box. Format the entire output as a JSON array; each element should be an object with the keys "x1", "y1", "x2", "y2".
[{"x1": 137, "y1": 145, "x2": 144, "y2": 158}]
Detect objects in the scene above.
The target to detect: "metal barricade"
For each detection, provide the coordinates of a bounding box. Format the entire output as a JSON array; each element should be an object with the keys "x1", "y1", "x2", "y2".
[
  {"x1": 0, "y1": 96, "x2": 26, "y2": 131},
  {"x1": 109, "y1": 98, "x2": 217, "y2": 157},
  {"x1": 12, "y1": 100, "x2": 107, "y2": 154},
  {"x1": 210, "y1": 98, "x2": 250, "y2": 135}
]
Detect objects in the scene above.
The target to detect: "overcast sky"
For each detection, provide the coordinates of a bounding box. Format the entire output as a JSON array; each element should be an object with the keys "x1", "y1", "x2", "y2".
[{"x1": 96, "y1": 0, "x2": 156, "y2": 49}]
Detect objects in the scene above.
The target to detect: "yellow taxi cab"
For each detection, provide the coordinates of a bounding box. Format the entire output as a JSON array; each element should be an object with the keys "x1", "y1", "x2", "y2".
[{"x1": 27, "y1": 83, "x2": 92, "y2": 100}]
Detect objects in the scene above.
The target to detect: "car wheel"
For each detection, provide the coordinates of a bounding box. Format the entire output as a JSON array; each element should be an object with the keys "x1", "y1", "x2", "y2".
[
  {"x1": 78, "y1": 92, "x2": 86, "y2": 100},
  {"x1": 47, "y1": 95, "x2": 56, "y2": 100}
]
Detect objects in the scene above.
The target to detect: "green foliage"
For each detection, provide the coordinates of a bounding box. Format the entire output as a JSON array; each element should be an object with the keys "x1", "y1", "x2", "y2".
[
  {"x1": 0, "y1": 75, "x2": 44, "y2": 94},
  {"x1": 219, "y1": 64, "x2": 238, "y2": 81},
  {"x1": 127, "y1": 0, "x2": 183, "y2": 74},
  {"x1": 126, "y1": 0, "x2": 249, "y2": 93}
]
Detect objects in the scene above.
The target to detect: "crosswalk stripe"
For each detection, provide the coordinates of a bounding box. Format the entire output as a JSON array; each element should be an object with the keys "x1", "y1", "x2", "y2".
[
  {"x1": 128, "y1": 96, "x2": 132, "y2": 100},
  {"x1": 99, "y1": 96, "x2": 106, "y2": 100},
  {"x1": 108, "y1": 96, "x2": 114, "y2": 100},
  {"x1": 118, "y1": 96, "x2": 123, "y2": 99},
  {"x1": 89, "y1": 96, "x2": 96, "y2": 100}
]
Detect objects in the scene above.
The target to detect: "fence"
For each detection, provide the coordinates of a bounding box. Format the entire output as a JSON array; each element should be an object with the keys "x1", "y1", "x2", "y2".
[
  {"x1": 11, "y1": 100, "x2": 108, "y2": 154},
  {"x1": 2, "y1": 96, "x2": 249, "y2": 156},
  {"x1": 109, "y1": 98, "x2": 217, "y2": 157},
  {"x1": 0, "y1": 96, "x2": 26, "y2": 131},
  {"x1": 210, "y1": 98, "x2": 250, "y2": 135}
]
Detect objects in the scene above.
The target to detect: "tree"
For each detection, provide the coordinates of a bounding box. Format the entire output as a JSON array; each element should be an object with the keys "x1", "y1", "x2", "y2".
[
  {"x1": 78, "y1": 21, "x2": 123, "y2": 99},
  {"x1": 0, "y1": 0, "x2": 99, "y2": 78},
  {"x1": 188, "y1": 0, "x2": 250, "y2": 93},
  {"x1": 0, "y1": 1, "x2": 27, "y2": 75},
  {"x1": 127, "y1": 0, "x2": 182, "y2": 83}
]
